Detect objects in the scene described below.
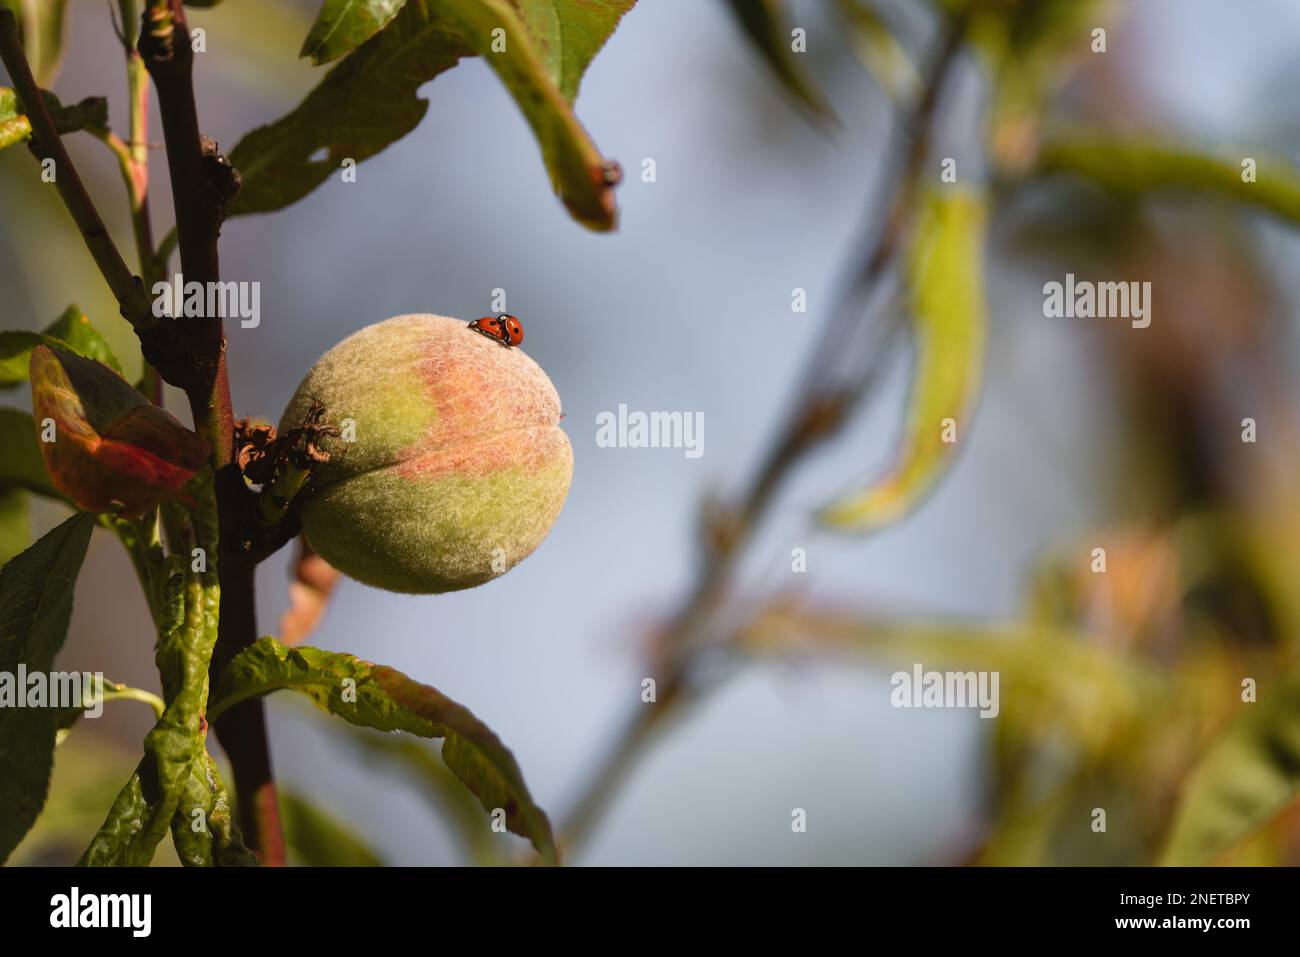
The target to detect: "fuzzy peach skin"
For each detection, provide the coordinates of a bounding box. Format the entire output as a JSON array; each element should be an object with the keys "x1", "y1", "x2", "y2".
[{"x1": 278, "y1": 314, "x2": 573, "y2": 594}]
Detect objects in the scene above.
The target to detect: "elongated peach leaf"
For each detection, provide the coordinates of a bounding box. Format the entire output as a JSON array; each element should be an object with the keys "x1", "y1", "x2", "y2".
[
  {"x1": 210, "y1": 636, "x2": 558, "y2": 864},
  {"x1": 0, "y1": 512, "x2": 95, "y2": 863},
  {"x1": 819, "y1": 188, "x2": 988, "y2": 531},
  {"x1": 1038, "y1": 134, "x2": 1300, "y2": 226}
]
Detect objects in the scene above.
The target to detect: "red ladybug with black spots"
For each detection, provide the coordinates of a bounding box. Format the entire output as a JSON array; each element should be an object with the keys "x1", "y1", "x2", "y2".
[{"x1": 468, "y1": 313, "x2": 524, "y2": 348}]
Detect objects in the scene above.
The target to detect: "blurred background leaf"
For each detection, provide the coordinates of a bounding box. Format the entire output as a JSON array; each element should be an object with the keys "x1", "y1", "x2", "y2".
[
  {"x1": 280, "y1": 788, "x2": 384, "y2": 865},
  {"x1": 1161, "y1": 661, "x2": 1300, "y2": 865},
  {"x1": 0, "y1": 0, "x2": 68, "y2": 86},
  {"x1": 722, "y1": 0, "x2": 836, "y2": 124}
]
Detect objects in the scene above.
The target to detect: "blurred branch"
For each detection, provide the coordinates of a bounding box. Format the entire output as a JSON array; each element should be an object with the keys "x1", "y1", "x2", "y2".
[
  {"x1": 559, "y1": 8, "x2": 973, "y2": 854},
  {"x1": 1034, "y1": 133, "x2": 1300, "y2": 226}
]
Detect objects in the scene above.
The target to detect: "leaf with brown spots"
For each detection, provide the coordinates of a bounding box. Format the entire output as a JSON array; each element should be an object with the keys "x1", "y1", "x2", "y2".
[{"x1": 209, "y1": 635, "x2": 557, "y2": 863}]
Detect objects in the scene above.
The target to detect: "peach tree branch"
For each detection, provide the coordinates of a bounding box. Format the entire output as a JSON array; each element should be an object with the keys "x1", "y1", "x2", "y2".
[
  {"x1": 0, "y1": 10, "x2": 155, "y2": 331},
  {"x1": 559, "y1": 8, "x2": 973, "y2": 855},
  {"x1": 137, "y1": 0, "x2": 284, "y2": 864}
]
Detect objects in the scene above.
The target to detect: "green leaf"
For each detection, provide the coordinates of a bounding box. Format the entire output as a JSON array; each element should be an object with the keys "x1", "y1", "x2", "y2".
[
  {"x1": 301, "y1": 0, "x2": 409, "y2": 65},
  {"x1": 41, "y1": 306, "x2": 122, "y2": 375},
  {"x1": 0, "y1": 331, "x2": 43, "y2": 386},
  {"x1": 171, "y1": 752, "x2": 260, "y2": 867},
  {"x1": 29, "y1": 345, "x2": 209, "y2": 517},
  {"x1": 229, "y1": 0, "x2": 468, "y2": 216},
  {"x1": 722, "y1": 0, "x2": 835, "y2": 124},
  {"x1": 0, "y1": 0, "x2": 69, "y2": 86},
  {"x1": 281, "y1": 789, "x2": 384, "y2": 866},
  {"x1": 522, "y1": 0, "x2": 637, "y2": 103},
  {"x1": 0, "y1": 408, "x2": 58, "y2": 499},
  {"x1": 438, "y1": 0, "x2": 622, "y2": 229},
  {"x1": 1037, "y1": 134, "x2": 1300, "y2": 228},
  {"x1": 210, "y1": 636, "x2": 559, "y2": 864},
  {"x1": 79, "y1": 471, "x2": 222, "y2": 866},
  {"x1": 0, "y1": 488, "x2": 26, "y2": 566},
  {"x1": 0, "y1": 86, "x2": 29, "y2": 148},
  {"x1": 229, "y1": 0, "x2": 625, "y2": 230},
  {"x1": 70, "y1": 652, "x2": 245, "y2": 867},
  {"x1": 1160, "y1": 664, "x2": 1300, "y2": 865},
  {"x1": 0, "y1": 511, "x2": 95, "y2": 864},
  {"x1": 0, "y1": 304, "x2": 123, "y2": 388},
  {"x1": 819, "y1": 187, "x2": 988, "y2": 531},
  {"x1": 0, "y1": 87, "x2": 107, "y2": 151}
]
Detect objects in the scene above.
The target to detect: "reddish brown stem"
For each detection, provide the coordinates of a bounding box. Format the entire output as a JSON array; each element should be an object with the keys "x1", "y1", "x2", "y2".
[
  {"x1": 0, "y1": 10, "x2": 154, "y2": 330},
  {"x1": 208, "y1": 551, "x2": 286, "y2": 866},
  {"x1": 139, "y1": 0, "x2": 232, "y2": 453},
  {"x1": 138, "y1": 0, "x2": 283, "y2": 864}
]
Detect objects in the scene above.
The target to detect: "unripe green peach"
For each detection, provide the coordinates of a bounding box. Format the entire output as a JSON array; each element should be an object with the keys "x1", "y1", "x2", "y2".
[{"x1": 279, "y1": 314, "x2": 573, "y2": 594}]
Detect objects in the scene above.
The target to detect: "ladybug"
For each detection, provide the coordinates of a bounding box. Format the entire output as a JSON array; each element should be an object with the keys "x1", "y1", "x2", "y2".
[{"x1": 468, "y1": 313, "x2": 524, "y2": 348}]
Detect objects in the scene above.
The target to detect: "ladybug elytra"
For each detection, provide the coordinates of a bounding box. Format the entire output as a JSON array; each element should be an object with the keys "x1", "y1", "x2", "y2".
[{"x1": 468, "y1": 314, "x2": 524, "y2": 348}]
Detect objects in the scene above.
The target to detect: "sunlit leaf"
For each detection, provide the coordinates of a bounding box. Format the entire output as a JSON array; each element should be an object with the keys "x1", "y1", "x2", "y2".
[
  {"x1": 41, "y1": 306, "x2": 122, "y2": 375},
  {"x1": 171, "y1": 752, "x2": 260, "y2": 867},
  {"x1": 1160, "y1": 663, "x2": 1300, "y2": 865},
  {"x1": 228, "y1": 0, "x2": 467, "y2": 215},
  {"x1": 210, "y1": 636, "x2": 559, "y2": 864},
  {"x1": 29, "y1": 345, "x2": 209, "y2": 517},
  {"x1": 0, "y1": 88, "x2": 28, "y2": 149},
  {"x1": 230, "y1": 0, "x2": 626, "y2": 230},
  {"x1": 0, "y1": 304, "x2": 123, "y2": 388},
  {"x1": 434, "y1": 0, "x2": 625, "y2": 229},
  {"x1": 819, "y1": 187, "x2": 988, "y2": 531},
  {"x1": 0, "y1": 511, "x2": 95, "y2": 864},
  {"x1": 523, "y1": 0, "x2": 637, "y2": 103},
  {"x1": 301, "y1": 0, "x2": 408, "y2": 64},
  {"x1": 0, "y1": 87, "x2": 106, "y2": 152}
]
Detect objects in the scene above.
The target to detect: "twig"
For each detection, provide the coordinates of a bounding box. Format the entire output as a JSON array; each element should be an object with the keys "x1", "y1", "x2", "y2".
[
  {"x1": 559, "y1": 9, "x2": 971, "y2": 854},
  {"x1": 137, "y1": 0, "x2": 284, "y2": 864},
  {"x1": 0, "y1": 10, "x2": 155, "y2": 330},
  {"x1": 206, "y1": 547, "x2": 286, "y2": 866},
  {"x1": 138, "y1": 0, "x2": 236, "y2": 446},
  {"x1": 109, "y1": 1, "x2": 162, "y2": 401}
]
